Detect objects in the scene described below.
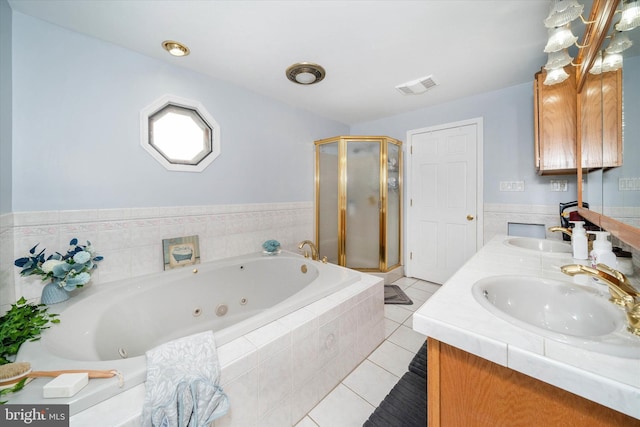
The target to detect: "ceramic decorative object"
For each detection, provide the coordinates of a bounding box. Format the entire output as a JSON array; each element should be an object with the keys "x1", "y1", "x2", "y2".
[
  {"x1": 262, "y1": 239, "x2": 281, "y2": 255},
  {"x1": 40, "y1": 282, "x2": 70, "y2": 305}
]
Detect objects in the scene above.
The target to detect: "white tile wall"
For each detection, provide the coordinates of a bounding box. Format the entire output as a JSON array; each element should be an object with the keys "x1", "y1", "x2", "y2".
[
  {"x1": 4, "y1": 201, "x2": 636, "y2": 313},
  {"x1": 0, "y1": 202, "x2": 313, "y2": 313}
]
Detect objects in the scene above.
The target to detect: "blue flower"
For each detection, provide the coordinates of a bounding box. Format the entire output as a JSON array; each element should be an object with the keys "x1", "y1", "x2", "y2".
[
  {"x1": 14, "y1": 238, "x2": 104, "y2": 293},
  {"x1": 73, "y1": 251, "x2": 91, "y2": 264}
]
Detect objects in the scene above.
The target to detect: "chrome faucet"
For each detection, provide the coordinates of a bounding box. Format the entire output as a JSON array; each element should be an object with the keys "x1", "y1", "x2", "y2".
[
  {"x1": 561, "y1": 263, "x2": 640, "y2": 336},
  {"x1": 298, "y1": 240, "x2": 319, "y2": 261},
  {"x1": 548, "y1": 226, "x2": 572, "y2": 237}
]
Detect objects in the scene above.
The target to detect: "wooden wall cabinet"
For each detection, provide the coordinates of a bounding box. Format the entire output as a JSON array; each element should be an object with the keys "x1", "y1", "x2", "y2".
[
  {"x1": 534, "y1": 67, "x2": 577, "y2": 175},
  {"x1": 580, "y1": 69, "x2": 623, "y2": 170},
  {"x1": 534, "y1": 66, "x2": 622, "y2": 174},
  {"x1": 427, "y1": 339, "x2": 638, "y2": 426}
]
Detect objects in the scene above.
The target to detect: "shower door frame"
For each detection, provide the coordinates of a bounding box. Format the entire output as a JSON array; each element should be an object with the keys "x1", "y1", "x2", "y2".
[{"x1": 314, "y1": 135, "x2": 403, "y2": 273}]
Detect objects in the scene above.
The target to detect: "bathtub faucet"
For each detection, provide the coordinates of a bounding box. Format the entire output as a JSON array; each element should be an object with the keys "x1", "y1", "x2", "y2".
[{"x1": 298, "y1": 240, "x2": 319, "y2": 261}]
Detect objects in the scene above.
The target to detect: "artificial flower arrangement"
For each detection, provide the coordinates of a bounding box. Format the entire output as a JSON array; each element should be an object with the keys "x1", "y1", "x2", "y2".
[{"x1": 14, "y1": 238, "x2": 104, "y2": 292}]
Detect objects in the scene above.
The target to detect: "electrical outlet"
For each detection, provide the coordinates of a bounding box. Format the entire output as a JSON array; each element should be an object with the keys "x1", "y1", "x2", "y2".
[{"x1": 550, "y1": 179, "x2": 568, "y2": 192}]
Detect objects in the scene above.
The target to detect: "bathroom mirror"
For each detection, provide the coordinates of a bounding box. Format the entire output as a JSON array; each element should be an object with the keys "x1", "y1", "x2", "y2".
[
  {"x1": 140, "y1": 94, "x2": 220, "y2": 172},
  {"x1": 578, "y1": 0, "x2": 640, "y2": 249}
]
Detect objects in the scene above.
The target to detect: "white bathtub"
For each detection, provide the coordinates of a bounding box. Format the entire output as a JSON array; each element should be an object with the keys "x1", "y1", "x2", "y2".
[{"x1": 9, "y1": 251, "x2": 385, "y2": 426}]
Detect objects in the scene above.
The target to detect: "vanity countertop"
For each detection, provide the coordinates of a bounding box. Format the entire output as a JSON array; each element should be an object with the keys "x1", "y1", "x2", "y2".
[{"x1": 412, "y1": 235, "x2": 640, "y2": 420}]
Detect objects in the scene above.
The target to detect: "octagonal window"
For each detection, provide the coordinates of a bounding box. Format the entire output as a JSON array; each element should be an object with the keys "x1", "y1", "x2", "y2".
[{"x1": 140, "y1": 95, "x2": 220, "y2": 172}]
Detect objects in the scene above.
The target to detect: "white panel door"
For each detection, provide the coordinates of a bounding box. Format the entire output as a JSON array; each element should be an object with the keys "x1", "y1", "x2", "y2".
[{"x1": 407, "y1": 122, "x2": 479, "y2": 284}]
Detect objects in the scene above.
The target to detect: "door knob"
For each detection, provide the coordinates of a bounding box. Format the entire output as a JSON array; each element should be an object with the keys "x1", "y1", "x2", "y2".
[{"x1": 466, "y1": 214, "x2": 474, "y2": 221}]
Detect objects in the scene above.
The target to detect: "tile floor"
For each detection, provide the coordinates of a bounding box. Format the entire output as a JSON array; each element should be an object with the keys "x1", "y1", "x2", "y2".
[{"x1": 295, "y1": 277, "x2": 441, "y2": 427}]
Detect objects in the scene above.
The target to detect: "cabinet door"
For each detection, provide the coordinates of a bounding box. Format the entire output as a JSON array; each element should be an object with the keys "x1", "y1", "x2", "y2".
[
  {"x1": 602, "y1": 68, "x2": 622, "y2": 168},
  {"x1": 534, "y1": 67, "x2": 577, "y2": 174},
  {"x1": 581, "y1": 71, "x2": 605, "y2": 169},
  {"x1": 581, "y1": 68, "x2": 623, "y2": 170}
]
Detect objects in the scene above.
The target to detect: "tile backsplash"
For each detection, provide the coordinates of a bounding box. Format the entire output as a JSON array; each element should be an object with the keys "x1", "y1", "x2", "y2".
[
  {"x1": 0, "y1": 202, "x2": 313, "y2": 313},
  {"x1": 3, "y1": 201, "x2": 637, "y2": 314}
]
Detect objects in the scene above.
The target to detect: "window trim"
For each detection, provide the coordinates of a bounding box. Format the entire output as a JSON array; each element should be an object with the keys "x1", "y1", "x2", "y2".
[{"x1": 140, "y1": 94, "x2": 220, "y2": 172}]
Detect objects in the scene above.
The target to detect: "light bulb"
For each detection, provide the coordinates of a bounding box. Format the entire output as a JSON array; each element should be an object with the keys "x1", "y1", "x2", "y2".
[
  {"x1": 544, "y1": 49, "x2": 573, "y2": 70},
  {"x1": 544, "y1": 25, "x2": 578, "y2": 52},
  {"x1": 616, "y1": 0, "x2": 640, "y2": 32},
  {"x1": 544, "y1": 67, "x2": 570, "y2": 85}
]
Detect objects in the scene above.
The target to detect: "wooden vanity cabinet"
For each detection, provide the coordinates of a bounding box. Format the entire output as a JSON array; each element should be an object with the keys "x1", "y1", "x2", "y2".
[
  {"x1": 534, "y1": 67, "x2": 578, "y2": 174},
  {"x1": 427, "y1": 338, "x2": 637, "y2": 426}
]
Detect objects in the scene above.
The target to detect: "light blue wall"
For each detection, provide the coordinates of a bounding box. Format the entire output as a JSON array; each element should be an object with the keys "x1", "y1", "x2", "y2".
[
  {"x1": 352, "y1": 82, "x2": 579, "y2": 206},
  {"x1": 0, "y1": 0, "x2": 12, "y2": 214},
  {"x1": 10, "y1": 9, "x2": 588, "y2": 214},
  {"x1": 11, "y1": 12, "x2": 349, "y2": 211}
]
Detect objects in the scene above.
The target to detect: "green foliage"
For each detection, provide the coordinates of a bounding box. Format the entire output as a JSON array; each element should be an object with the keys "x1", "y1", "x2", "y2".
[
  {"x1": 0, "y1": 297, "x2": 59, "y2": 365},
  {"x1": 0, "y1": 378, "x2": 27, "y2": 404}
]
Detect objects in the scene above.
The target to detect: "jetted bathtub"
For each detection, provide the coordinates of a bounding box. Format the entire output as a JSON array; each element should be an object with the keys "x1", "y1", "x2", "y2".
[{"x1": 9, "y1": 250, "x2": 383, "y2": 423}]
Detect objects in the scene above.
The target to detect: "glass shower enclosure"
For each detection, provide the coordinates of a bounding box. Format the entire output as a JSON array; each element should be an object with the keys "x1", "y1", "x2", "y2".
[{"x1": 314, "y1": 136, "x2": 402, "y2": 273}]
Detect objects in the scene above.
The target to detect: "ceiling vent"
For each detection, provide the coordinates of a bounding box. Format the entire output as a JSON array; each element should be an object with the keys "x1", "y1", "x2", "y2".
[{"x1": 395, "y1": 75, "x2": 438, "y2": 95}]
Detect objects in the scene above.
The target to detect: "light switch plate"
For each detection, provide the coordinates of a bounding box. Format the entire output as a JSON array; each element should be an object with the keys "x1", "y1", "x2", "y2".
[
  {"x1": 499, "y1": 181, "x2": 525, "y2": 192},
  {"x1": 619, "y1": 178, "x2": 640, "y2": 191},
  {"x1": 550, "y1": 179, "x2": 568, "y2": 192}
]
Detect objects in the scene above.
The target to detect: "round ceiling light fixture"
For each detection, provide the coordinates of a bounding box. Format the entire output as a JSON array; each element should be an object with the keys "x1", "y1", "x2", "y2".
[
  {"x1": 286, "y1": 62, "x2": 326, "y2": 85},
  {"x1": 162, "y1": 40, "x2": 190, "y2": 57}
]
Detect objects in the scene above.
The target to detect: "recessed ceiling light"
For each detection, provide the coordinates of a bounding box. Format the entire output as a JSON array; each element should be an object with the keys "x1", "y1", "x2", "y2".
[
  {"x1": 162, "y1": 40, "x2": 190, "y2": 57},
  {"x1": 286, "y1": 62, "x2": 326, "y2": 85}
]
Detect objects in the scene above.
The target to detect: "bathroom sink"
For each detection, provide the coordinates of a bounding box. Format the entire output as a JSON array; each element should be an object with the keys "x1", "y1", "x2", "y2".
[
  {"x1": 471, "y1": 276, "x2": 640, "y2": 358},
  {"x1": 504, "y1": 237, "x2": 571, "y2": 254},
  {"x1": 472, "y1": 275, "x2": 619, "y2": 336}
]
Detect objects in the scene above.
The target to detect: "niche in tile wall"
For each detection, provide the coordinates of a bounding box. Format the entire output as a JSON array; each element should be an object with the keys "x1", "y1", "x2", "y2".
[{"x1": 507, "y1": 222, "x2": 546, "y2": 239}]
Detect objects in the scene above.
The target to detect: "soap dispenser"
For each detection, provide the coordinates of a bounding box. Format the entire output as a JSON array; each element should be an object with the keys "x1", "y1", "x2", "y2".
[
  {"x1": 588, "y1": 231, "x2": 617, "y2": 269},
  {"x1": 569, "y1": 221, "x2": 588, "y2": 260}
]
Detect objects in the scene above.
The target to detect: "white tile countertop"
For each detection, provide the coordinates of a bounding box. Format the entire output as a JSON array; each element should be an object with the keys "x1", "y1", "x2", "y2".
[{"x1": 413, "y1": 235, "x2": 640, "y2": 420}]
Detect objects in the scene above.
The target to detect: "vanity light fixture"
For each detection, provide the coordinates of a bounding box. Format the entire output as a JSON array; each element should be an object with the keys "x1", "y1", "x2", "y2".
[
  {"x1": 543, "y1": 67, "x2": 570, "y2": 85},
  {"x1": 602, "y1": 51, "x2": 624, "y2": 72},
  {"x1": 544, "y1": 49, "x2": 573, "y2": 70},
  {"x1": 606, "y1": 32, "x2": 633, "y2": 54},
  {"x1": 544, "y1": 0, "x2": 585, "y2": 28},
  {"x1": 616, "y1": 0, "x2": 640, "y2": 32},
  {"x1": 589, "y1": 51, "x2": 603, "y2": 75},
  {"x1": 544, "y1": 24, "x2": 579, "y2": 52},
  {"x1": 162, "y1": 40, "x2": 190, "y2": 57},
  {"x1": 286, "y1": 62, "x2": 326, "y2": 85},
  {"x1": 541, "y1": 0, "x2": 593, "y2": 85}
]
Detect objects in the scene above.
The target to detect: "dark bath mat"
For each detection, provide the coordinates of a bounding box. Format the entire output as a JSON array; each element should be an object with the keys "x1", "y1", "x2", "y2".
[
  {"x1": 384, "y1": 285, "x2": 413, "y2": 305},
  {"x1": 363, "y1": 341, "x2": 428, "y2": 427}
]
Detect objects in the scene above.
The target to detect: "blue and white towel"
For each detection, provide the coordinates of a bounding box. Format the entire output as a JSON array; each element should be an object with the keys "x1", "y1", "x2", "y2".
[{"x1": 142, "y1": 331, "x2": 230, "y2": 427}]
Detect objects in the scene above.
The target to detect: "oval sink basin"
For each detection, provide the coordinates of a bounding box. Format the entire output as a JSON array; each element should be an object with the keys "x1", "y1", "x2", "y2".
[
  {"x1": 473, "y1": 276, "x2": 619, "y2": 337},
  {"x1": 471, "y1": 276, "x2": 640, "y2": 358},
  {"x1": 471, "y1": 275, "x2": 640, "y2": 359},
  {"x1": 505, "y1": 237, "x2": 571, "y2": 254}
]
